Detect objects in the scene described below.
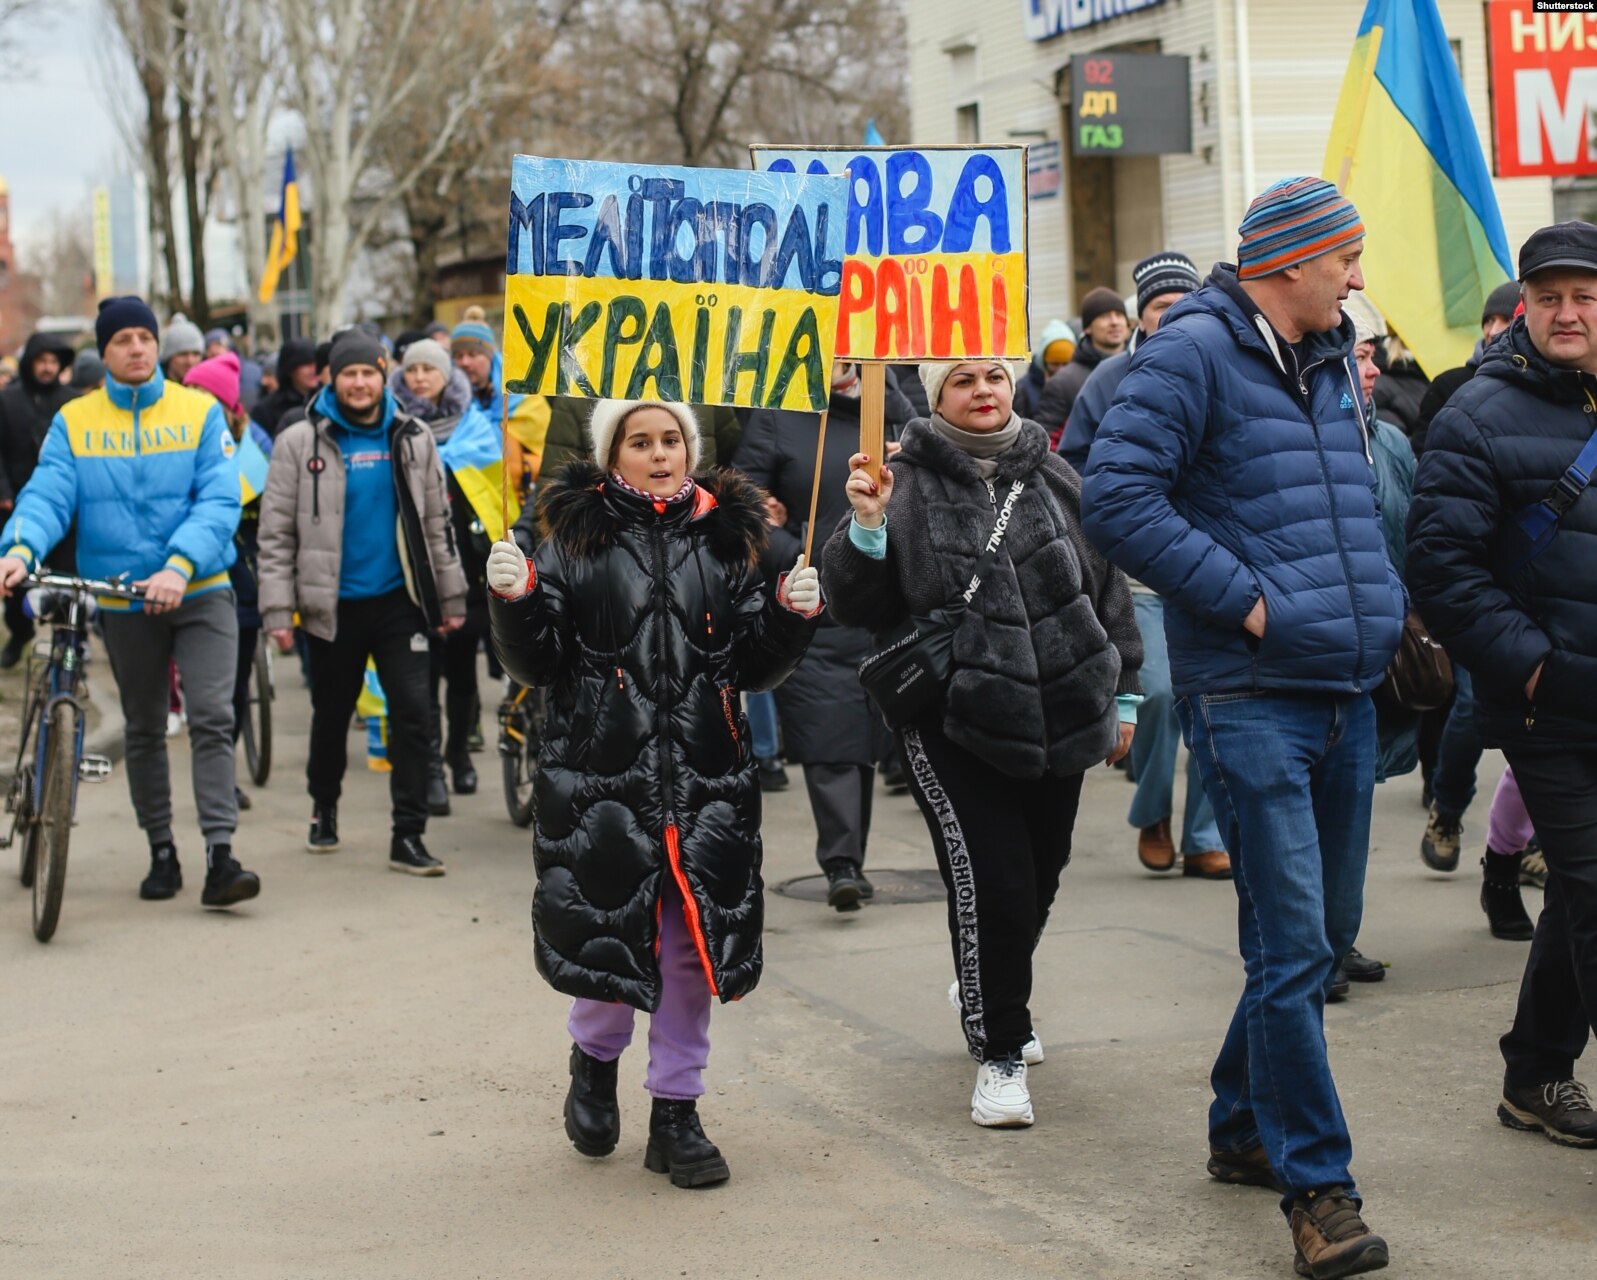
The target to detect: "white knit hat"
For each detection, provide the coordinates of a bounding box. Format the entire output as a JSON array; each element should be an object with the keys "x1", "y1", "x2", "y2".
[
  {"x1": 1340, "y1": 292, "x2": 1388, "y2": 348},
  {"x1": 588, "y1": 399, "x2": 701, "y2": 472},
  {"x1": 918, "y1": 360, "x2": 1017, "y2": 413}
]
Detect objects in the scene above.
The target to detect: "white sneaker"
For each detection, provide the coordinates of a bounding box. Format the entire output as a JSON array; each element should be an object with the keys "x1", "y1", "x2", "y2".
[
  {"x1": 165, "y1": 711, "x2": 184, "y2": 738},
  {"x1": 971, "y1": 1055, "x2": 1034, "y2": 1127},
  {"x1": 950, "y1": 981, "x2": 1045, "y2": 1066}
]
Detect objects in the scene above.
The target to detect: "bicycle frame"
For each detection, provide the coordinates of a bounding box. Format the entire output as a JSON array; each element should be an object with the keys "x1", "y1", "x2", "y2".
[{"x1": 2, "y1": 574, "x2": 141, "y2": 849}]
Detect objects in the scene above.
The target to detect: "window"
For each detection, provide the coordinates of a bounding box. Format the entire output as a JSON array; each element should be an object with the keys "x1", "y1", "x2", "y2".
[{"x1": 956, "y1": 103, "x2": 980, "y2": 144}]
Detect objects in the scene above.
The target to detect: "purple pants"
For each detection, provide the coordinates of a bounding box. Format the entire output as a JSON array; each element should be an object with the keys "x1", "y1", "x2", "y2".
[
  {"x1": 566, "y1": 878, "x2": 712, "y2": 1100},
  {"x1": 1488, "y1": 766, "x2": 1536, "y2": 856}
]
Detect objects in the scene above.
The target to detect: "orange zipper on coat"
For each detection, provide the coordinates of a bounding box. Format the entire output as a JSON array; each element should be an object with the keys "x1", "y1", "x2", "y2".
[{"x1": 664, "y1": 823, "x2": 719, "y2": 998}]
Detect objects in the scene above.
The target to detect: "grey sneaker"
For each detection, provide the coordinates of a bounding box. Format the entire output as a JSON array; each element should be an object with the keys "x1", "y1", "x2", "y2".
[
  {"x1": 1519, "y1": 843, "x2": 1548, "y2": 888},
  {"x1": 1499, "y1": 1079, "x2": 1597, "y2": 1147},
  {"x1": 1420, "y1": 805, "x2": 1463, "y2": 872}
]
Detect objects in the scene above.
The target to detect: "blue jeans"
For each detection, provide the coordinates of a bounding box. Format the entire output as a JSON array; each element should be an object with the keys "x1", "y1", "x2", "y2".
[
  {"x1": 1178, "y1": 690, "x2": 1376, "y2": 1212},
  {"x1": 1432, "y1": 664, "x2": 1482, "y2": 819},
  {"x1": 745, "y1": 689, "x2": 779, "y2": 761},
  {"x1": 1127, "y1": 594, "x2": 1222, "y2": 852}
]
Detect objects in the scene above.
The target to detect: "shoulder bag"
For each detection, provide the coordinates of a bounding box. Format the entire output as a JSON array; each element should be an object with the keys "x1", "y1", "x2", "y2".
[{"x1": 857, "y1": 479, "x2": 1024, "y2": 732}]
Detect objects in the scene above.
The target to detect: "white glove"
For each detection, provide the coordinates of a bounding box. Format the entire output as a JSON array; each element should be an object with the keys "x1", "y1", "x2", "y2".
[
  {"x1": 487, "y1": 540, "x2": 531, "y2": 599},
  {"x1": 779, "y1": 554, "x2": 821, "y2": 615}
]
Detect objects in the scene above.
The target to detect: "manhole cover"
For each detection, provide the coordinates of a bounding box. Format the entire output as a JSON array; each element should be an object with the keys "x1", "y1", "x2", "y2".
[{"x1": 774, "y1": 868, "x2": 946, "y2": 905}]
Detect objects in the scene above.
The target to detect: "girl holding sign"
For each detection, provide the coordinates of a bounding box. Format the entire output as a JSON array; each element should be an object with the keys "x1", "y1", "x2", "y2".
[
  {"x1": 484, "y1": 399, "x2": 820, "y2": 1188},
  {"x1": 822, "y1": 360, "x2": 1143, "y2": 1129}
]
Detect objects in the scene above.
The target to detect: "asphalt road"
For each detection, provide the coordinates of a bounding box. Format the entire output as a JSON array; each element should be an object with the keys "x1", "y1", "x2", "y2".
[{"x1": 2, "y1": 672, "x2": 1592, "y2": 1279}]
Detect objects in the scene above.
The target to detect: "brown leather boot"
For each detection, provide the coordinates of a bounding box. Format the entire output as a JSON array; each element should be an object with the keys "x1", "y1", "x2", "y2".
[
  {"x1": 1183, "y1": 849, "x2": 1233, "y2": 879},
  {"x1": 1206, "y1": 1143, "x2": 1283, "y2": 1192},
  {"x1": 1289, "y1": 1186, "x2": 1388, "y2": 1278},
  {"x1": 1137, "y1": 819, "x2": 1176, "y2": 872}
]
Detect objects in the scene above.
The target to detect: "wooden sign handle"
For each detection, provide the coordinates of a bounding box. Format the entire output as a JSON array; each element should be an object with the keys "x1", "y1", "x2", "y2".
[
  {"x1": 858, "y1": 365, "x2": 886, "y2": 488},
  {"x1": 500, "y1": 415, "x2": 512, "y2": 541},
  {"x1": 802, "y1": 410, "x2": 829, "y2": 565}
]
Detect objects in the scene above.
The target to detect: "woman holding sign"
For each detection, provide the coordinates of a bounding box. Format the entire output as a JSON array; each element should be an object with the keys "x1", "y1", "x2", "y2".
[
  {"x1": 821, "y1": 360, "x2": 1143, "y2": 1129},
  {"x1": 484, "y1": 399, "x2": 820, "y2": 1188}
]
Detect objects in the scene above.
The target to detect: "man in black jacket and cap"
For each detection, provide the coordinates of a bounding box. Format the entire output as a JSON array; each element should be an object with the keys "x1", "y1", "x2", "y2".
[
  {"x1": 1409, "y1": 222, "x2": 1597, "y2": 1150},
  {"x1": 250, "y1": 336, "x2": 318, "y2": 437},
  {"x1": 0, "y1": 331, "x2": 79, "y2": 666}
]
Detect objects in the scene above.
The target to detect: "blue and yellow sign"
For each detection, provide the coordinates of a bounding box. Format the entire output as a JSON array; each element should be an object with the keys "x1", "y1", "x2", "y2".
[{"x1": 501, "y1": 156, "x2": 848, "y2": 412}]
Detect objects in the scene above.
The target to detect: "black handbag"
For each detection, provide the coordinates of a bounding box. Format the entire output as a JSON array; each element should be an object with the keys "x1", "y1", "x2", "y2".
[{"x1": 857, "y1": 479, "x2": 1024, "y2": 731}]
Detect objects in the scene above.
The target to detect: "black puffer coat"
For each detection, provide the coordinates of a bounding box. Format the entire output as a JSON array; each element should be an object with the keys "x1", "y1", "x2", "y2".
[
  {"x1": 1408, "y1": 319, "x2": 1597, "y2": 749},
  {"x1": 0, "y1": 332, "x2": 78, "y2": 504},
  {"x1": 489, "y1": 462, "x2": 817, "y2": 1009}
]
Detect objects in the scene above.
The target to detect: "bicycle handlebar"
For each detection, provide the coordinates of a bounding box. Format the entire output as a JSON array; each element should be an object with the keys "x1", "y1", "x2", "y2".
[{"x1": 24, "y1": 572, "x2": 147, "y2": 602}]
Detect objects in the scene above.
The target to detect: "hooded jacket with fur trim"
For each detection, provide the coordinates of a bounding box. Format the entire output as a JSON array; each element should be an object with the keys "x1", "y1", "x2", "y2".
[{"x1": 489, "y1": 462, "x2": 817, "y2": 1010}]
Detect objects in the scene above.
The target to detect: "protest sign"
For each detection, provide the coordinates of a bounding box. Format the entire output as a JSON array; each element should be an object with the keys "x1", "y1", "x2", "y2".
[
  {"x1": 501, "y1": 155, "x2": 848, "y2": 413},
  {"x1": 750, "y1": 145, "x2": 1029, "y2": 362}
]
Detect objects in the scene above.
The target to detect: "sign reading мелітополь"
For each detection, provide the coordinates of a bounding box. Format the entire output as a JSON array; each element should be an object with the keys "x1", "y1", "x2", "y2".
[
  {"x1": 1021, "y1": 0, "x2": 1167, "y2": 42},
  {"x1": 501, "y1": 155, "x2": 848, "y2": 413},
  {"x1": 751, "y1": 145, "x2": 1029, "y2": 362}
]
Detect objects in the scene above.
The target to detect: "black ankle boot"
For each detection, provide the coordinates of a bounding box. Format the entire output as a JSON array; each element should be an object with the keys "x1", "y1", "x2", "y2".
[
  {"x1": 1482, "y1": 850, "x2": 1535, "y2": 941},
  {"x1": 564, "y1": 1045, "x2": 620, "y2": 1157},
  {"x1": 643, "y1": 1098, "x2": 730, "y2": 1188},
  {"x1": 139, "y1": 842, "x2": 182, "y2": 900}
]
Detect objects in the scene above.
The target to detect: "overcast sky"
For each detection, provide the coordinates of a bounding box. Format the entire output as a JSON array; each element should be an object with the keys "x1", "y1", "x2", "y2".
[{"x1": 1, "y1": 0, "x2": 123, "y2": 256}]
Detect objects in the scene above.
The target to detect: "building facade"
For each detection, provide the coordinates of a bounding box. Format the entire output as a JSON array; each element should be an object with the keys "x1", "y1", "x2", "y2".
[{"x1": 907, "y1": 0, "x2": 1558, "y2": 339}]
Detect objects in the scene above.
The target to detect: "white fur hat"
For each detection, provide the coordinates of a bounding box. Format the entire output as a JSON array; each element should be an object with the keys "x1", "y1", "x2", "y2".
[
  {"x1": 587, "y1": 399, "x2": 701, "y2": 473},
  {"x1": 1340, "y1": 292, "x2": 1388, "y2": 348},
  {"x1": 918, "y1": 360, "x2": 1017, "y2": 413}
]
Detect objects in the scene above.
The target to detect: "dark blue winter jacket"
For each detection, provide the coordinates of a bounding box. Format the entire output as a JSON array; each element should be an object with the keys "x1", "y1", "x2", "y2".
[
  {"x1": 1407, "y1": 319, "x2": 1597, "y2": 749},
  {"x1": 1060, "y1": 343, "x2": 1133, "y2": 471},
  {"x1": 1081, "y1": 265, "x2": 1405, "y2": 698}
]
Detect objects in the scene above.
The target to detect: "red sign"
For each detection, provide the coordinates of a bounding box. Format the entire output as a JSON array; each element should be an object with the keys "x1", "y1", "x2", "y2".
[{"x1": 1488, "y1": 1, "x2": 1597, "y2": 178}]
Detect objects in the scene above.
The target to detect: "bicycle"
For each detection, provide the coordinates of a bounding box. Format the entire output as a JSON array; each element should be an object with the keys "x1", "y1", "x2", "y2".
[
  {"x1": 3, "y1": 572, "x2": 142, "y2": 942},
  {"x1": 239, "y1": 630, "x2": 274, "y2": 786},
  {"x1": 498, "y1": 680, "x2": 545, "y2": 827}
]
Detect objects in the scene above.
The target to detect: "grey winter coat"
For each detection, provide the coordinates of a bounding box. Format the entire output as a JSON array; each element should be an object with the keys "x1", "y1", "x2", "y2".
[
  {"x1": 820, "y1": 418, "x2": 1142, "y2": 778},
  {"x1": 257, "y1": 400, "x2": 468, "y2": 641}
]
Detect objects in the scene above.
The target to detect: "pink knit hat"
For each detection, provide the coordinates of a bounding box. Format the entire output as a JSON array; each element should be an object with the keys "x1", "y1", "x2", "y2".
[{"x1": 183, "y1": 351, "x2": 242, "y2": 415}]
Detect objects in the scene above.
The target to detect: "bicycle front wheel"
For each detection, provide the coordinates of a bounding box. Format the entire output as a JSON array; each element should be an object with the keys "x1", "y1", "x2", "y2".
[
  {"x1": 32, "y1": 701, "x2": 79, "y2": 943},
  {"x1": 245, "y1": 633, "x2": 273, "y2": 786},
  {"x1": 500, "y1": 687, "x2": 540, "y2": 828}
]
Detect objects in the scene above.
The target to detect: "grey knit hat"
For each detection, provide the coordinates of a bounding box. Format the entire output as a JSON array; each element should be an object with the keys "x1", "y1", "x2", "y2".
[
  {"x1": 400, "y1": 338, "x2": 452, "y2": 380},
  {"x1": 159, "y1": 314, "x2": 203, "y2": 361}
]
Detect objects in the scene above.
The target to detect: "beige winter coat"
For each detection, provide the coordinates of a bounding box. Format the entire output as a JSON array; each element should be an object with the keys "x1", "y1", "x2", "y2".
[{"x1": 257, "y1": 403, "x2": 467, "y2": 641}]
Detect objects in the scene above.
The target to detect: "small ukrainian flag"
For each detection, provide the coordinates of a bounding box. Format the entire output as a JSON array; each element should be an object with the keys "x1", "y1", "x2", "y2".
[
  {"x1": 237, "y1": 432, "x2": 271, "y2": 506},
  {"x1": 258, "y1": 149, "x2": 302, "y2": 306}
]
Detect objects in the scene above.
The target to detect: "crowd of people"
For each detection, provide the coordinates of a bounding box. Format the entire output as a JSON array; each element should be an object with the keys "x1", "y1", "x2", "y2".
[{"x1": 4, "y1": 174, "x2": 1597, "y2": 1280}]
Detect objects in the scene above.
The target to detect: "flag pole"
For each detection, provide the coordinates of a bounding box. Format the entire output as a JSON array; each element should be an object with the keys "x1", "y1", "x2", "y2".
[{"x1": 802, "y1": 410, "x2": 830, "y2": 565}]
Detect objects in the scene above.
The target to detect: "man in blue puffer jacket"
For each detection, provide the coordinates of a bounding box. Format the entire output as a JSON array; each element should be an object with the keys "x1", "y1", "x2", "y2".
[
  {"x1": 0, "y1": 296, "x2": 258, "y2": 910},
  {"x1": 1083, "y1": 177, "x2": 1404, "y2": 1280},
  {"x1": 1408, "y1": 222, "x2": 1597, "y2": 1153}
]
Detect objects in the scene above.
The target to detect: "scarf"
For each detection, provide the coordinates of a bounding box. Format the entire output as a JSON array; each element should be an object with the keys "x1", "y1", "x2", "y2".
[
  {"x1": 930, "y1": 412, "x2": 1024, "y2": 480},
  {"x1": 609, "y1": 471, "x2": 696, "y2": 513}
]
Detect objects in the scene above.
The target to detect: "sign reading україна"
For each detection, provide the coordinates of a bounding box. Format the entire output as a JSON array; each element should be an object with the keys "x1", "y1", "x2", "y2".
[{"x1": 502, "y1": 155, "x2": 847, "y2": 413}]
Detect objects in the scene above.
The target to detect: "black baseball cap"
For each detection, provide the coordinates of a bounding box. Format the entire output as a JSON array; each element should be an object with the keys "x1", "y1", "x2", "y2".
[{"x1": 1518, "y1": 221, "x2": 1597, "y2": 282}]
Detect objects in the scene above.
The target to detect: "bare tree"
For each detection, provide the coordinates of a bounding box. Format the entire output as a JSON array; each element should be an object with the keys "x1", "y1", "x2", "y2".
[
  {"x1": 279, "y1": 0, "x2": 567, "y2": 332},
  {"x1": 185, "y1": 0, "x2": 279, "y2": 336},
  {"x1": 558, "y1": 0, "x2": 909, "y2": 166},
  {"x1": 0, "y1": 0, "x2": 47, "y2": 73},
  {"x1": 101, "y1": 0, "x2": 184, "y2": 313},
  {"x1": 24, "y1": 207, "x2": 96, "y2": 316}
]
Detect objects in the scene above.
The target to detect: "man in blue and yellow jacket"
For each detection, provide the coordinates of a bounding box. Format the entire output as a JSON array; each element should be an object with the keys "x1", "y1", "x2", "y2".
[{"x1": 0, "y1": 296, "x2": 260, "y2": 910}]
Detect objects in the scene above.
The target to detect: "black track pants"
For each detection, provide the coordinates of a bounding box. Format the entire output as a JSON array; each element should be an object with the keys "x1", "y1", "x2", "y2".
[{"x1": 901, "y1": 721, "x2": 1085, "y2": 1061}]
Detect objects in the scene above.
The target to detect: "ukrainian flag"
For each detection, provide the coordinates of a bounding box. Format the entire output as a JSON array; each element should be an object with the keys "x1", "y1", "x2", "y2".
[
  {"x1": 237, "y1": 432, "x2": 271, "y2": 505},
  {"x1": 258, "y1": 150, "x2": 302, "y2": 306},
  {"x1": 438, "y1": 403, "x2": 507, "y2": 542},
  {"x1": 1323, "y1": 0, "x2": 1513, "y2": 377}
]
